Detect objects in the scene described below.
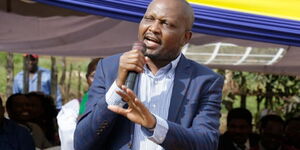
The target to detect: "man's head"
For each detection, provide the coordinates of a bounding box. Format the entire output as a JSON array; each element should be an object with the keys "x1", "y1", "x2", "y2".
[
  {"x1": 6, "y1": 93, "x2": 33, "y2": 123},
  {"x1": 25, "y1": 54, "x2": 39, "y2": 73},
  {"x1": 284, "y1": 117, "x2": 300, "y2": 149},
  {"x1": 138, "y1": 0, "x2": 194, "y2": 66},
  {"x1": 86, "y1": 58, "x2": 101, "y2": 87},
  {"x1": 226, "y1": 108, "x2": 253, "y2": 145},
  {"x1": 259, "y1": 115, "x2": 284, "y2": 150}
]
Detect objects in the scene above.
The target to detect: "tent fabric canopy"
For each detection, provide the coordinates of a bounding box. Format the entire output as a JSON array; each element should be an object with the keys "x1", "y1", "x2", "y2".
[
  {"x1": 34, "y1": 0, "x2": 300, "y2": 47},
  {"x1": 0, "y1": 11, "x2": 286, "y2": 57}
]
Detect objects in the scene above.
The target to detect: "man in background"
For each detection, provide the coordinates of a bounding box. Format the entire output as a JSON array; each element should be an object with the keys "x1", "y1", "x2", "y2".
[
  {"x1": 219, "y1": 108, "x2": 259, "y2": 150},
  {"x1": 0, "y1": 96, "x2": 35, "y2": 150},
  {"x1": 13, "y1": 54, "x2": 62, "y2": 110}
]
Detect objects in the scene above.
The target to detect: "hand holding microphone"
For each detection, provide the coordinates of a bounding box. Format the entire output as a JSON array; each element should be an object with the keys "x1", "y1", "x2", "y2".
[
  {"x1": 110, "y1": 41, "x2": 157, "y2": 129},
  {"x1": 116, "y1": 41, "x2": 146, "y2": 89}
]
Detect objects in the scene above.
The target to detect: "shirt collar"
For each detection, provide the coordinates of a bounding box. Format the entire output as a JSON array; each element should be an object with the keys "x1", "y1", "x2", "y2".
[{"x1": 144, "y1": 53, "x2": 182, "y2": 79}]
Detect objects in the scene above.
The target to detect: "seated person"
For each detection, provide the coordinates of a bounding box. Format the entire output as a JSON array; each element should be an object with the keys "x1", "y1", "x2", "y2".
[
  {"x1": 219, "y1": 108, "x2": 259, "y2": 150},
  {"x1": 283, "y1": 117, "x2": 300, "y2": 150},
  {"x1": 6, "y1": 93, "x2": 52, "y2": 149},
  {"x1": 57, "y1": 58, "x2": 100, "y2": 150},
  {"x1": 26, "y1": 92, "x2": 58, "y2": 145},
  {"x1": 251, "y1": 114, "x2": 285, "y2": 150},
  {"x1": 0, "y1": 96, "x2": 35, "y2": 150}
]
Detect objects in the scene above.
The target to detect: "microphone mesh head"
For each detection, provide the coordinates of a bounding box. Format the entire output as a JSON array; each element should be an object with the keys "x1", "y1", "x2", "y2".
[{"x1": 132, "y1": 41, "x2": 146, "y2": 54}]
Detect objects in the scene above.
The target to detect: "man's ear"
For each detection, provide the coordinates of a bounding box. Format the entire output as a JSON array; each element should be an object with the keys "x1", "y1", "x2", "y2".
[{"x1": 184, "y1": 31, "x2": 192, "y2": 44}]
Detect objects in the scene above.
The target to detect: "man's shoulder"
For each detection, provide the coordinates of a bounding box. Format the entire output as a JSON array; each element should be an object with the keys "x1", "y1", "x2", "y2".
[
  {"x1": 97, "y1": 53, "x2": 122, "y2": 70},
  {"x1": 184, "y1": 57, "x2": 222, "y2": 78},
  {"x1": 101, "y1": 53, "x2": 122, "y2": 63},
  {"x1": 3, "y1": 119, "x2": 30, "y2": 134},
  {"x1": 38, "y1": 67, "x2": 51, "y2": 73}
]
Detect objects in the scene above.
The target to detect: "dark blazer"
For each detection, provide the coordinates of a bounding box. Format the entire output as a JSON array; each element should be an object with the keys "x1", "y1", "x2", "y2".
[{"x1": 74, "y1": 53, "x2": 224, "y2": 150}]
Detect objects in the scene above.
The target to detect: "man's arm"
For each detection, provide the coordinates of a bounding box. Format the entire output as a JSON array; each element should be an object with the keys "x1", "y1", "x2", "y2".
[
  {"x1": 13, "y1": 74, "x2": 21, "y2": 93},
  {"x1": 74, "y1": 58, "x2": 120, "y2": 150},
  {"x1": 109, "y1": 75, "x2": 223, "y2": 150}
]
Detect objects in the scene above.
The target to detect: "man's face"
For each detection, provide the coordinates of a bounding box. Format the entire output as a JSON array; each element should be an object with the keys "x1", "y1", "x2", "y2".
[
  {"x1": 285, "y1": 120, "x2": 300, "y2": 148},
  {"x1": 227, "y1": 119, "x2": 252, "y2": 145},
  {"x1": 27, "y1": 56, "x2": 38, "y2": 73},
  {"x1": 87, "y1": 71, "x2": 96, "y2": 88},
  {"x1": 138, "y1": 0, "x2": 191, "y2": 62},
  {"x1": 28, "y1": 96, "x2": 44, "y2": 120},
  {"x1": 261, "y1": 121, "x2": 284, "y2": 150},
  {"x1": 9, "y1": 95, "x2": 33, "y2": 122}
]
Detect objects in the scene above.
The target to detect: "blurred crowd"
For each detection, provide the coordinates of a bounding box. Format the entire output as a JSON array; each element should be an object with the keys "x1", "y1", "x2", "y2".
[{"x1": 218, "y1": 108, "x2": 300, "y2": 150}]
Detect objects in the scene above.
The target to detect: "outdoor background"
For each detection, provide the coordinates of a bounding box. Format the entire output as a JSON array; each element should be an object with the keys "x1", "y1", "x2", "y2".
[{"x1": 0, "y1": 51, "x2": 299, "y2": 133}]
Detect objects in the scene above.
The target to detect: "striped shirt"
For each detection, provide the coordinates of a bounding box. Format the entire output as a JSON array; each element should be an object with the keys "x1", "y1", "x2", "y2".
[{"x1": 106, "y1": 54, "x2": 181, "y2": 150}]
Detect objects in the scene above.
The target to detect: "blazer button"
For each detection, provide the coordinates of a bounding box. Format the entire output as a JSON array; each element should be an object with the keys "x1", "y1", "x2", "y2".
[{"x1": 127, "y1": 142, "x2": 132, "y2": 148}]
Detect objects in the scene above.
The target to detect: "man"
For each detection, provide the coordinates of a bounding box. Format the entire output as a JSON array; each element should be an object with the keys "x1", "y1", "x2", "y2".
[
  {"x1": 74, "y1": 0, "x2": 224, "y2": 149},
  {"x1": 0, "y1": 96, "x2": 35, "y2": 150},
  {"x1": 218, "y1": 108, "x2": 259, "y2": 150},
  {"x1": 284, "y1": 117, "x2": 300, "y2": 150},
  {"x1": 251, "y1": 115, "x2": 285, "y2": 150},
  {"x1": 13, "y1": 54, "x2": 62, "y2": 110},
  {"x1": 6, "y1": 93, "x2": 52, "y2": 149}
]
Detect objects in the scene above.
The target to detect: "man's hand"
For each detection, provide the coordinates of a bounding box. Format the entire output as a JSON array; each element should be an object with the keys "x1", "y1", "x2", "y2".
[
  {"x1": 116, "y1": 50, "x2": 146, "y2": 88},
  {"x1": 108, "y1": 85, "x2": 156, "y2": 129}
]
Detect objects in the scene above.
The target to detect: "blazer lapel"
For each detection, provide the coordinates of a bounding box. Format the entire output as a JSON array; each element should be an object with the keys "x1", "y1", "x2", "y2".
[{"x1": 168, "y1": 55, "x2": 192, "y2": 122}]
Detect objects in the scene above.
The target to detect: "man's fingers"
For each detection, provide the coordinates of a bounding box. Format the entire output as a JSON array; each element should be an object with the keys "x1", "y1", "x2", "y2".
[{"x1": 107, "y1": 105, "x2": 127, "y2": 116}]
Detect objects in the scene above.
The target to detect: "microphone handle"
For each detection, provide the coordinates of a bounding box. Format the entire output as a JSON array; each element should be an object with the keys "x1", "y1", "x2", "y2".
[{"x1": 125, "y1": 71, "x2": 137, "y2": 90}]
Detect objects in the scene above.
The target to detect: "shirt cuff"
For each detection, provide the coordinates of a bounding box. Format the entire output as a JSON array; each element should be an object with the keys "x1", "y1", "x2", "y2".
[
  {"x1": 105, "y1": 81, "x2": 126, "y2": 107},
  {"x1": 141, "y1": 114, "x2": 169, "y2": 144}
]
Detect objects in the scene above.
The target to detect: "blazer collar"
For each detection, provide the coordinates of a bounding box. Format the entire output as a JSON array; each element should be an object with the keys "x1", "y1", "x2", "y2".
[{"x1": 168, "y1": 55, "x2": 192, "y2": 122}]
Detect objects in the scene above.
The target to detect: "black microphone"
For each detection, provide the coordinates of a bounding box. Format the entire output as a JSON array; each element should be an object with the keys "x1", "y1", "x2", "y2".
[{"x1": 125, "y1": 41, "x2": 146, "y2": 90}]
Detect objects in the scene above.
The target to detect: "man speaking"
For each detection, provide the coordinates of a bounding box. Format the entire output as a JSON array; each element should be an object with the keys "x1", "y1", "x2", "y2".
[{"x1": 74, "y1": 0, "x2": 224, "y2": 149}]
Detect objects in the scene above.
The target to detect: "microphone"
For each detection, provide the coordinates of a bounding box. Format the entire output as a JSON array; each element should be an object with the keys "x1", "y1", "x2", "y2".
[{"x1": 125, "y1": 41, "x2": 146, "y2": 90}]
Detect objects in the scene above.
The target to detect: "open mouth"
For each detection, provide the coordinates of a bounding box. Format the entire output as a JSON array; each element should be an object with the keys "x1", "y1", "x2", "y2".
[{"x1": 144, "y1": 34, "x2": 161, "y2": 49}]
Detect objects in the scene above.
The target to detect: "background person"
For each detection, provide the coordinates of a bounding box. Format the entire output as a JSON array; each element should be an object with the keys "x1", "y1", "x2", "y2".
[
  {"x1": 251, "y1": 115, "x2": 285, "y2": 150},
  {"x1": 218, "y1": 108, "x2": 259, "y2": 150},
  {"x1": 6, "y1": 93, "x2": 52, "y2": 149},
  {"x1": 13, "y1": 54, "x2": 62, "y2": 110},
  {"x1": 0, "y1": 96, "x2": 35, "y2": 150}
]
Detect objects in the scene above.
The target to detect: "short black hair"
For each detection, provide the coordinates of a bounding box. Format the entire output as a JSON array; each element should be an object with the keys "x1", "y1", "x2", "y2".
[
  {"x1": 227, "y1": 108, "x2": 253, "y2": 126},
  {"x1": 86, "y1": 58, "x2": 101, "y2": 79},
  {"x1": 259, "y1": 114, "x2": 284, "y2": 129},
  {"x1": 6, "y1": 93, "x2": 25, "y2": 112}
]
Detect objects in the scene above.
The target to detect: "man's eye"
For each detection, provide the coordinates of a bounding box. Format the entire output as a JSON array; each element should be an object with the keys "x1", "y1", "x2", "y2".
[{"x1": 144, "y1": 17, "x2": 153, "y2": 21}]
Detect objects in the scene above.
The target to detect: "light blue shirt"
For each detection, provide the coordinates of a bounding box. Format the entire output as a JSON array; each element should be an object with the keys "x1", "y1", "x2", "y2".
[
  {"x1": 106, "y1": 54, "x2": 181, "y2": 150},
  {"x1": 13, "y1": 67, "x2": 62, "y2": 109}
]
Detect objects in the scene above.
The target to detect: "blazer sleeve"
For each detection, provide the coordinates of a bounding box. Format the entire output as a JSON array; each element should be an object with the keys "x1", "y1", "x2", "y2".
[
  {"x1": 161, "y1": 75, "x2": 224, "y2": 150},
  {"x1": 74, "y1": 58, "x2": 119, "y2": 150}
]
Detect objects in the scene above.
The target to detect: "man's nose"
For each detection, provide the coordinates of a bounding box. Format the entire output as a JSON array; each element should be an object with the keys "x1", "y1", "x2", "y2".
[{"x1": 148, "y1": 20, "x2": 160, "y2": 34}]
